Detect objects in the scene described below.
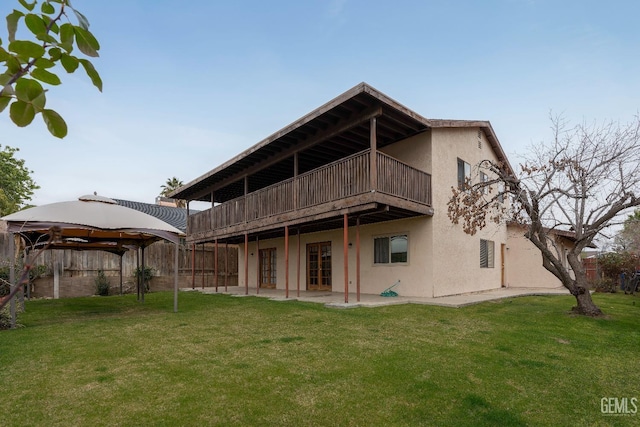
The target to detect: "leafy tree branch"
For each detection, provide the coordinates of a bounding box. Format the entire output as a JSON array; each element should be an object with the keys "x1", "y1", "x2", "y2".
[{"x1": 0, "y1": 0, "x2": 102, "y2": 138}]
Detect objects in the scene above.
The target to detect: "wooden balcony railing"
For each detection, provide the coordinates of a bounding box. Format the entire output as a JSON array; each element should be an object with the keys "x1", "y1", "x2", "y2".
[
  {"x1": 376, "y1": 152, "x2": 432, "y2": 205},
  {"x1": 188, "y1": 149, "x2": 431, "y2": 235}
]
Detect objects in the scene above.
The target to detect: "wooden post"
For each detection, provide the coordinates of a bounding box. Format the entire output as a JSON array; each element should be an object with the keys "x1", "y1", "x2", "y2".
[
  {"x1": 119, "y1": 254, "x2": 123, "y2": 295},
  {"x1": 343, "y1": 213, "x2": 349, "y2": 304},
  {"x1": 174, "y1": 241, "x2": 179, "y2": 313},
  {"x1": 225, "y1": 242, "x2": 229, "y2": 292},
  {"x1": 293, "y1": 153, "x2": 299, "y2": 210},
  {"x1": 285, "y1": 225, "x2": 289, "y2": 298},
  {"x1": 53, "y1": 249, "x2": 60, "y2": 300},
  {"x1": 214, "y1": 239, "x2": 219, "y2": 292},
  {"x1": 256, "y1": 235, "x2": 260, "y2": 294},
  {"x1": 244, "y1": 176, "x2": 249, "y2": 223},
  {"x1": 191, "y1": 243, "x2": 195, "y2": 289},
  {"x1": 201, "y1": 243, "x2": 206, "y2": 289},
  {"x1": 141, "y1": 245, "x2": 145, "y2": 303},
  {"x1": 136, "y1": 247, "x2": 140, "y2": 300},
  {"x1": 244, "y1": 233, "x2": 249, "y2": 295},
  {"x1": 370, "y1": 117, "x2": 377, "y2": 191},
  {"x1": 296, "y1": 229, "x2": 301, "y2": 297},
  {"x1": 186, "y1": 201, "x2": 190, "y2": 234},
  {"x1": 356, "y1": 216, "x2": 361, "y2": 302},
  {"x1": 211, "y1": 191, "x2": 215, "y2": 229},
  {"x1": 9, "y1": 233, "x2": 15, "y2": 329}
]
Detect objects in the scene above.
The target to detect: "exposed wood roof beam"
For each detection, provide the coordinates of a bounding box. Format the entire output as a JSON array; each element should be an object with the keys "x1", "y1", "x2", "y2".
[{"x1": 187, "y1": 106, "x2": 383, "y2": 201}]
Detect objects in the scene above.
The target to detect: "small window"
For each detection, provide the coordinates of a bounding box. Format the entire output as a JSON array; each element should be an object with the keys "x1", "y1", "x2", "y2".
[
  {"x1": 480, "y1": 239, "x2": 495, "y2": 268},
  {"x1": 457, "y1": 158, "x2": 471, "y2": 189},
  {"x1": 480, "y1": 172, "x2": 488, "y2": 194},
  {"x1": 497, "y1": 182, "x2": 505, "y2": 203},
  {"x1": 374, "y1": 234, "x2": 408, "y2": 264}
]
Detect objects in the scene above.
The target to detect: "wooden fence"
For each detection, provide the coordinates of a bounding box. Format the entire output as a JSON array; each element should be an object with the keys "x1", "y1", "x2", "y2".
[{"x1": 0, "y1": 235, "x2": 238, "y2": 298}]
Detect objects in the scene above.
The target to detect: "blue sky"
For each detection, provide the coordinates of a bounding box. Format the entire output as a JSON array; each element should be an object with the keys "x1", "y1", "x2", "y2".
[{"x1": 2, "y1": 0, "x2": 639, "y2": 207}]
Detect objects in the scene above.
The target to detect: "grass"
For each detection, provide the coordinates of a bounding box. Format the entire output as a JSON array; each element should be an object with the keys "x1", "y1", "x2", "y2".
[{"x1": 1, "y1": 291, "x2": 639, "y2": 426}]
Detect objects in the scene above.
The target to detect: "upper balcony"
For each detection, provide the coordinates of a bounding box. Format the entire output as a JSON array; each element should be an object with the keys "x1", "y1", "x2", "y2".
[{"x1": 187, "y1": 149, "x2": 432, "y2": 243}]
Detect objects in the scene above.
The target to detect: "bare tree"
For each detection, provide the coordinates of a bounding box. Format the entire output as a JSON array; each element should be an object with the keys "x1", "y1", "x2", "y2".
[{"x1": 448, "y1": 115, "x2": 640, "y2": 316}]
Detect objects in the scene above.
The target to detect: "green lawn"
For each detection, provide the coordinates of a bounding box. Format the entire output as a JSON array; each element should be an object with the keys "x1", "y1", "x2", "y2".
[{"x1": 1, "y1": 291, "x2": 638, "y2": 426}]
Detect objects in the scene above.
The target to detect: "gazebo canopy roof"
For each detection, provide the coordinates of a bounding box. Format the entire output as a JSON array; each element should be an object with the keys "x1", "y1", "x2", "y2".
[{"x1": 2, "y1": 195, "x2": 185, "y2": 251}]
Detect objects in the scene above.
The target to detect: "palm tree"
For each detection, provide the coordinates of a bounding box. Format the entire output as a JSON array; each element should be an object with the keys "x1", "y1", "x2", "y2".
[{"x1": 160, "y1": 177, "x2": 186, "y2": 208}]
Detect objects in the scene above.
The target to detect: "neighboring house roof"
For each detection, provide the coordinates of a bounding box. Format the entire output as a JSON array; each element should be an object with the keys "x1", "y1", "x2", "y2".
[
  {"x1": 171, "y1": 82, "x2": 515, "y2": 202},
  {"x1": 114, "y1": 199, "x2": 193, "y2": 233},
  {"x1": 507, "y1": 222, "x2": 597, "y2": 248}
]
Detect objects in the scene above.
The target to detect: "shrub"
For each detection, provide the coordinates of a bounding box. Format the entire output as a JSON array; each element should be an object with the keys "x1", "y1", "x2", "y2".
[
  {"x1": 594, "y1": 278, "x2": 617, "y2": 293},
  {"x1": 598, "y1": 252, "x2": 639, "y2": 280},
  {"x1": 133, "y1": 266, "x2": 154, "y2": 292},
  {"x1": 1, "y1": 263, "x2": 49, "y2": 297},
  {"x1": 0, "y1": 300, "x2": 22, "y2": 330},
  {"x1": 95, "y1": 270, "x2": 110, "y2": 296}
]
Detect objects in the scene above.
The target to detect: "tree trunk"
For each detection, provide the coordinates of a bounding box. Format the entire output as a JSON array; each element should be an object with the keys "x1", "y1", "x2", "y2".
[
  {"x1": 569, "y1": 285, "x2": 603, "y2": 317},
  {"x1": 565, "y1": 251, "x2": 603, "y2": 317}
]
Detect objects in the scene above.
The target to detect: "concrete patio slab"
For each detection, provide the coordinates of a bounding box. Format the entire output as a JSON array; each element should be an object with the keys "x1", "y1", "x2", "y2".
[{"x1": 183, "y1": 286, "x2": 571, "y2": 309}]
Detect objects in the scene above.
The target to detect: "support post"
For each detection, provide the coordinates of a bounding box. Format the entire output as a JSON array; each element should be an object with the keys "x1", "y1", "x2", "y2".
[
  {"x1": 285, "y1": 226, "x2": 289, "y2": 298},
  {"x1": 296, "y1": 228, "x2": 301, "y2": 297},
  {"x1": 370, "y1": 117, "x2": 377, "y2": 191},
  {"x1": 141, "y1": 245, "x2": 146, "y2": 303},
  {"x1": 211, "y1": 191, "x2": 215, "y2": 229},
  {"x1": 214, "y1": 239, "x2": 219, "y2": 292},
  {"x1": 256, "y1": 236, "x2": 260, "y2": 294},
  {"x1": 201, "y1": 243, "x2": 205, "y2": 289},
  {"x1": 136, "y1": 247, "x2": 140, "y2": 301},
  {"x1": 343, "y1": 213, "x2": 349, "y2": 304},
  {"x1": 53, "y1": 249, "x2": 60, "y2": 300},
  {"x1": 356, "y1": 216, "x2": 361, "y2": 302},
  {"x1": 119, "y1": 254, "x2": 123, "y2": 295},
  {"x1": 244, "y1": 176, "x2": 248, "y2": 223},
  {"x1": 191, "y1": 243, "x2": 195, "y2": 289},
  {"x1": 293, "y1": 153, "x2": 299, "y2": 210},
  {"x1": 225, "y1": 242, "x2": 229, "y2": 292},
  {"x1": 244, "y1": 233, "x2": 249, "y2": 295},
  {"x1": 174, "y1": 241, "x2": 179, "y2": 312},
  {"x1": 9, "y1": 233, "x2": 16, "y2": 329}
]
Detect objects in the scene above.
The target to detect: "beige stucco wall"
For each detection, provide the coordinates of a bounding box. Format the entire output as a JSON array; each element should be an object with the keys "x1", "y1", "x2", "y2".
[
  {"x1": 379, "y1": 131, "x2": 432, "y2": 175},
  {"x1": 429, "y1": 128, "x2": 508, "y2": 297},
  {"x1": 505, "y1": 226, "x2": 567, "y2": 288},
  {"x1": 238, "y1": 216, "x2": 434, "y2": 298}
]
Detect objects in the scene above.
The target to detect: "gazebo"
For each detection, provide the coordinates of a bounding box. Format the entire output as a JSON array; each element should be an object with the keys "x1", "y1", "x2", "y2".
[{"x1": 2, "y1": 195, "x2": 185, "y2": 326}]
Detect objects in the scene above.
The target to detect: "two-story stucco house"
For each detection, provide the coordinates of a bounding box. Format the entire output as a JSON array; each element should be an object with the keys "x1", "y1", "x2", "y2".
[{"x1": 172, "y1": 83, "x2": 564, "y2": 301}]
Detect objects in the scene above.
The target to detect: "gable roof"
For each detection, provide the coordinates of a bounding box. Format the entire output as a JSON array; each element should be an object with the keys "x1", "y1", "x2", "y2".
[
  {"x1": 114, "y1": 199, "x2": 192, "y2": 233},
  {"x1": 172, "y1": 82, "x2": 515, "y2": 202}
]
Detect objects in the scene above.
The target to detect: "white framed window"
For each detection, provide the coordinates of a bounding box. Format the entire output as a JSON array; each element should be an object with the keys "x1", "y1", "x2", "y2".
[
  {"x1": 374, "y1": 234, "x2": 408, "y2": 264},
  {"x1": 480, "y1": 172, "x2": 488, "y2": 194},
  {"x1": 457, "y1": 158, "x2": 471, "y2": 189},
  {"x1": 480, "y1": 239, "x2": 495, "y2": 268}
]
